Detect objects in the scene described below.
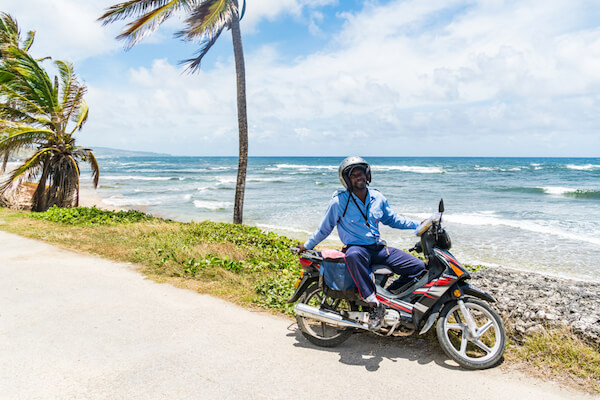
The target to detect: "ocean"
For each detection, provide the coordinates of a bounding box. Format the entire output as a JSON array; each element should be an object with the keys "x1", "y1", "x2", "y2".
[{"x1": 34, "y1": 156, "x2": 600, "y2": 281}]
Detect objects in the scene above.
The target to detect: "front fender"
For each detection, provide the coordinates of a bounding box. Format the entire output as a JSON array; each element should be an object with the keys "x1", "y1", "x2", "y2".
[
  {"x1": 462, "y1": 283, "x2": 496, "y2": 303},
  {"x1": 287, "y1": 275, "x2": 318, "y2": 303}
]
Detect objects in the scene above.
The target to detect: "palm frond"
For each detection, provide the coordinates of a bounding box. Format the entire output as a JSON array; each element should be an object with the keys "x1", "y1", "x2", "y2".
[
  {"x1": 72, "y1": 147, "x2": 100, "y2": 188},
  {"x1": 99, "y1": 0, "x2": 189, "y2": 24},
  {"x1": 55, "y1": 60, "x2": 74, "y2": 105},
  {"x1": 0, "y1": 13, "x2": 19, "y2": 49},
  {"x1": 116, "y1": 0, "x2": 190, "y2": 48},
  {"x1": 0, "y1": 108, "x2": 55, "y2": 131},
  {"x1": 69, "y1": 100, "x2": 89, "y2": 133},
  {"x1": 239, "y1": 0, "x2": 246, "y2": 20},
  {"x1": 66, "y1": 155, "x2": 80, "y2": 177},
  {"x1": 0, "y1": 13, "x2": 37, "y2": 54},
  {"x1": 22, "y1": 30, "x2": 35, "y2": 51},
  {"x1": 176, "y1": 0, "x2": 238, "y2": 72},
  {"x1": 0, "y1": 146, "x2": 55, "y2": 193},
  {"x1": 86, "y1": 150, "x2": 100, "y2": 188},
  {"x1": 55, "y1": 60, "x2": 87, "y2": 128},
  {"x1": 0, "y1": 81, "x2": 48, "y2": 117},
  {"x1": 0, "y1": 127, "x2": 57, "y2": 156},
  {"x1": 0, "y1": 47, "x2": 57, "y2": 114},
  {"x1": 0, "y1": 103, "x2": 40, "y2": 125},
  {"x1": 180, "y1": 28, "x2": 223, "y2": 72},
  {"x1": 178, "y1": 0, "x2": 235, "y2": 41}
]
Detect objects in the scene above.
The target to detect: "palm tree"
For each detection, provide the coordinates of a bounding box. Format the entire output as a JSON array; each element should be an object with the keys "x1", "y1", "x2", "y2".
[
  {"x1": 99, "y1": 0, "x2": 248, "y2": 224},
  {"x1": 0, "y1": 44, "x2": 99, "y2": 211}
]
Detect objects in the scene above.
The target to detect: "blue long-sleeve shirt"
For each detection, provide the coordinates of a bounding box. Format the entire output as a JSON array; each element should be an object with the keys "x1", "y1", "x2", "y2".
[{"x1": 304, "y1": 188, "x2": 418, "y2": 250}]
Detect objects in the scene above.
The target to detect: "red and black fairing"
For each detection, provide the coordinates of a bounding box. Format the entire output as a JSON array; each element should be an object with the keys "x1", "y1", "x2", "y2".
[
  {"x1": 396, "y1": 248, "x2": 471, "y2": 327},
  {"x1": 375, "y1": 294, "x2": 414, "y2": 320}
]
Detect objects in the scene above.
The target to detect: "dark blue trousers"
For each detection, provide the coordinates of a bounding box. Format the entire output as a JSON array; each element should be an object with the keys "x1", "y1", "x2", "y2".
[{"x1": 345, "y1": 243, "x2": 426, "y2": 300}]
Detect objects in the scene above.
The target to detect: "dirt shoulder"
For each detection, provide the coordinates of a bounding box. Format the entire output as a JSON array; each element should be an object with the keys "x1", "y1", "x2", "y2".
[{"x1": 0, "y1": 230, "x2": 595, "y2": 399}]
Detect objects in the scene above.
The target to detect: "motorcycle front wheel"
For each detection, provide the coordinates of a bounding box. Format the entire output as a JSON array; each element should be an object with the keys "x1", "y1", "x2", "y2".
[
  {"x1": 296, "y1": 283, "x2": 352, "y2": 347},
  {"x1": 436, "y1": 298, "x2": 506, "y2": 369}
]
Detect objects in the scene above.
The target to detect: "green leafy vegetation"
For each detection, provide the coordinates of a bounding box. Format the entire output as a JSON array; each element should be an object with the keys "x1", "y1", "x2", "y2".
[
  {"x1": 30, "y1": 205, "x2": 153, "y2": 225},
  {"x1": 254, "y1": 274, "x2": 298, "y2": 315},
  {"x1": 465, "y1": 263, "x2": 488, "y2": 272}
]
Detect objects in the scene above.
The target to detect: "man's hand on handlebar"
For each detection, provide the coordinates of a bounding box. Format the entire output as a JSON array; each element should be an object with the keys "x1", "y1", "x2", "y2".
[{"x1": 297, "y1": 243, "x2": 307, "y2": 254}]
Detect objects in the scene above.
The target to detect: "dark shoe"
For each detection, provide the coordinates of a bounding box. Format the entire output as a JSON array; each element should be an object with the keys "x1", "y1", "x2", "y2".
[{"x1": 368, "y1": 304, "x2": 385, "y2": 330}]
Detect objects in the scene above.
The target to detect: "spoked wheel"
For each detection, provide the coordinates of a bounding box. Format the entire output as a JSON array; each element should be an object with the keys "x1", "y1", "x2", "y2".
[
  {"x1": 296, "y1": 283, "x2": 352, "y2": 347},
  {"x1": 436, "y1": 298, "x2": 506, "y2": 369}
]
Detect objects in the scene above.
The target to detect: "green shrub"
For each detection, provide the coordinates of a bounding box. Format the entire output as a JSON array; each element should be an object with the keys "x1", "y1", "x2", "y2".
[
  {"x1": 254, "y1": 273, "x2": 298, "y2": 314},
  {"x1": 30, "y1": 206, "x2": 153, "y2": 226},
  {"x1": 465, "y1": 263, "x2": 488, "y2": 272},
  {"x1": 183, "y1": 221, "x2": 299, "y2": 272}
]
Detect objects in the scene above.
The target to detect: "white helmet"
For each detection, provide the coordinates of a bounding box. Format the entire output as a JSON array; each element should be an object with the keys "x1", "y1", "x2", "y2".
[{"x1": 338, "y1": 156, "x2": 371, "y2": 189}]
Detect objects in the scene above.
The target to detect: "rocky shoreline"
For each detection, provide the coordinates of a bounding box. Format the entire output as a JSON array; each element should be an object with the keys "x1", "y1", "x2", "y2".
[{"x1": 471, "y1": 266, "x2": 600, "y2": 345}]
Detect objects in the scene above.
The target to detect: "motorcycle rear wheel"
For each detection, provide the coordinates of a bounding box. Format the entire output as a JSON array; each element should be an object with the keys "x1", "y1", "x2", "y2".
[
  {"x1": 436, "y1": 298, "x2": 506, "y2": 369},
  {"x1": 296, "y1": 283, "x2": 352, "y2": 347}
]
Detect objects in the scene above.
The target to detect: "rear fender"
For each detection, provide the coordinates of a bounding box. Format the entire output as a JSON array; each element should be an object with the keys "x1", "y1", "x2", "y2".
[{"x1": 287, "y1": 275, "x2": 318, "y2": 303}]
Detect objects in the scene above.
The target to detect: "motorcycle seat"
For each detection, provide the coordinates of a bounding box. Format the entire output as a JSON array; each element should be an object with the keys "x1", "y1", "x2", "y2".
[{"x1": 372, "y1": 264, "x2": 393, "y2": 275}]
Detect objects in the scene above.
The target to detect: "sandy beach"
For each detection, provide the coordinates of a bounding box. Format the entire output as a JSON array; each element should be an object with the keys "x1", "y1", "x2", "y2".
[
  {"x1": 79, "y1": 186, "x2": 122, "y2": 211},
  {"x1": 0, "y1": 229, "x2": 596, "y2": 399}
]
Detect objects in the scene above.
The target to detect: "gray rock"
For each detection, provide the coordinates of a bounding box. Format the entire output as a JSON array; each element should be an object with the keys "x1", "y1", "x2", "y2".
[{"x1": 470, "y1": 266, "x2": 600, "y2": 345}]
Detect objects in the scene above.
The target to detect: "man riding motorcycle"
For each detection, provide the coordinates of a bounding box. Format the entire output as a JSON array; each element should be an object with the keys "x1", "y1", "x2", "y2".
[{"x1": 298, "y1": 156, "x2": 426, "y2": 329}]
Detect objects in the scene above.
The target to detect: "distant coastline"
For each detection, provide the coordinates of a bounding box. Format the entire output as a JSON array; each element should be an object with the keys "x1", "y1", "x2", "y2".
[{"x1": 92, "y1": 147, "x2": 171, "y2": 158}]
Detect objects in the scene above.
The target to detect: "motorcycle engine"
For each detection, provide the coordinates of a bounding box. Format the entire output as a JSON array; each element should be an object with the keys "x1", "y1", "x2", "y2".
[{"x1": 383, "y1": 309, "x2": 400, "y2": 327}]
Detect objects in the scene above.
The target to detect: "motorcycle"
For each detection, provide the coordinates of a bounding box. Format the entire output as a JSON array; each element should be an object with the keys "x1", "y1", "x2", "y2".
[{"x1": 289, "y1": 199, "x2": 506, "y2": 369}]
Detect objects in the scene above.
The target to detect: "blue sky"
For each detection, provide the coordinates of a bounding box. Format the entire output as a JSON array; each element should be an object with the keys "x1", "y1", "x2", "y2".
[{"x1": 2, "y1": 0, "x2": 600, "y2": 157}]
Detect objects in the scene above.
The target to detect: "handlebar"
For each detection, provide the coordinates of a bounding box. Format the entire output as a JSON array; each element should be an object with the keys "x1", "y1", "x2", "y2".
[
  {"x1": 289, "y1": 246, "x2": 323, "y2": 260},
  {"x1": 414, "y1": 212, "x2": 442, "y2": 236}
]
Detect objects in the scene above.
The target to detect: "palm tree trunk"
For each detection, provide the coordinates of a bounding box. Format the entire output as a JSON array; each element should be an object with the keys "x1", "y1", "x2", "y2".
[
  {"x1": 230, "y1": 6, "x2": 248, "y2": 225},
  {"x1": 75, "y1": 175, "x2": 79, "y2": 207},
  {"x1": 32, "y1": 160, "x2": 50, "y2": 212}
]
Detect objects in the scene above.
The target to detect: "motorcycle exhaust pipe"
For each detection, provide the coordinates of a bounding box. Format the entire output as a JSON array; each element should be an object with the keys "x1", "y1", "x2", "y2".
[{"x1": 294, "y1": 303, "x2": 368, "y2": 330}]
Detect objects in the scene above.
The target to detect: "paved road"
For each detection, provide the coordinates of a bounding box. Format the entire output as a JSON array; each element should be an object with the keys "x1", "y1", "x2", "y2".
[{"x1": 0, "y1": 230, "x2": 595, "y2": 399}]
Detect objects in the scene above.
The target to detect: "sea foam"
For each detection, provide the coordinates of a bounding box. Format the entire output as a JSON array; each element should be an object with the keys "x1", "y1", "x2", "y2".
[
  {"x1": 103, "y1": 196, "x2": 162, "y2": 207},
  {"x1": 373, "y1": 166, "x2": 445, "y2": 174},
  {"x1": 102, "y1": 175, "x2": 183, "y2": 181},
  {"x1": 267, "y1": 164, "x2": 337, "y2": 172},
  {"x1": 255, "y1": 224, "x2": 313, "y2": 235},
  {"x1": 193, "y1": 200, "x2": 232, "y2": 210},
  {"x1": 539, "y1": 187, "x2": 600, "y2": 198},
  {"x1": 566, "y1": 164, "x2": 600, "y2": 171}
]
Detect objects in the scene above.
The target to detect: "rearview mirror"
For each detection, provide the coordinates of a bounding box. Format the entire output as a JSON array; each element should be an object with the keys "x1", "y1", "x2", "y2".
[{"x1": 438, "y1": 198, "x2": 444, "y2": 213}]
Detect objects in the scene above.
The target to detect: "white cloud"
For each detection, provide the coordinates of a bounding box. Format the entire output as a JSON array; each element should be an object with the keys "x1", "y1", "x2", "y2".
[
  {"x1": 5, "y1": 0, "x2": 600, "y2": 156},
  {"x1": 1, "y1": 0, "x2": 120, "y2": 61},
  {"x1": 242, "y1": 0, "x2": 337, "y2": 31}
]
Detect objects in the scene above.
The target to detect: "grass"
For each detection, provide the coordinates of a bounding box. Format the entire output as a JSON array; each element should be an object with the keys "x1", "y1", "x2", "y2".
[
  {"x1": 506, "y1": 327, "x2": 600, "y2": 393},
  {"x1": 0, "y1": 206, "x2": 300, "y2": 314},
  {"x1": 0, "y1": 206, "x2": 598, "y2": 393}
]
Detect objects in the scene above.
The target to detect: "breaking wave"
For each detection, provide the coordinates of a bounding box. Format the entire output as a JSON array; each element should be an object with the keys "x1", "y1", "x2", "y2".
[{"x1": 193, "y1": 200, "x2": 232, "y2": 210}]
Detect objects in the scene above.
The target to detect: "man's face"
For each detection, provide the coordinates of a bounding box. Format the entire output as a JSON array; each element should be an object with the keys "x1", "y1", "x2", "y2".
[{"x1": 349, "y1": 167, "x2": 367, "y2": 190}]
